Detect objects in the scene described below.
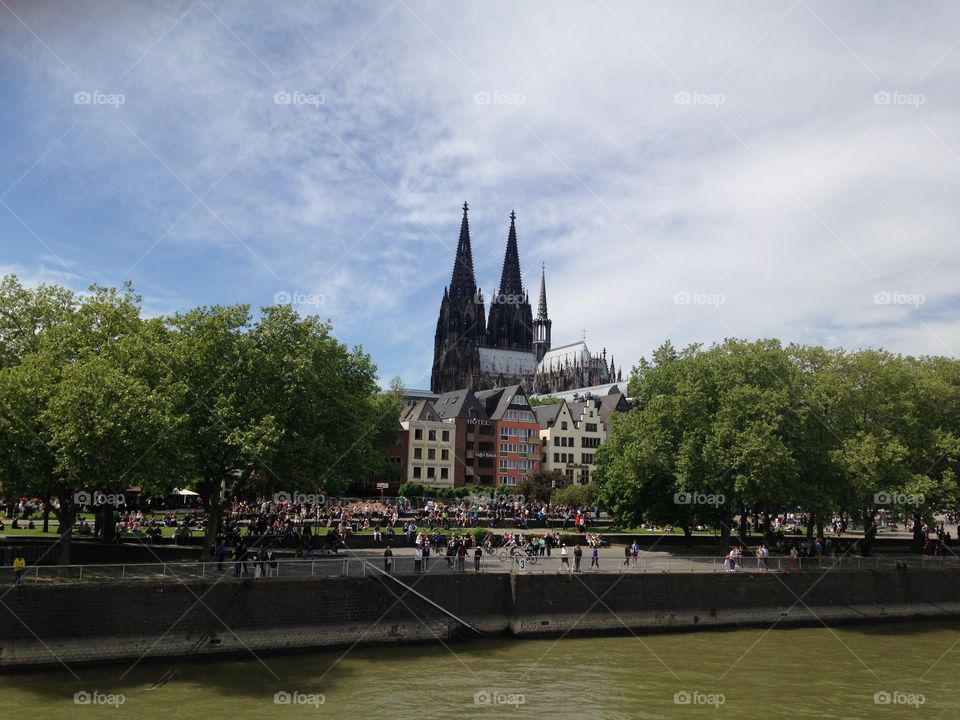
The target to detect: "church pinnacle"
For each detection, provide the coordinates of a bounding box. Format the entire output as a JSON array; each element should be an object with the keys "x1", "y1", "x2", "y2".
[
  {"x1": 449, "y1": 201, "x2": 477, "y2": 299},
  {"x1": 497, "y1": 210, "x2": 524, "y2": 297}
]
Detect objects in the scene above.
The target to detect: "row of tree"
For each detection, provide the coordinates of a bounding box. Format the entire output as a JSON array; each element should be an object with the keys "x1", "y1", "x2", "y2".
[
  {"x1": 0, "y1": 276, "x2": 401, "y2": 562},
  {"x1": 595, "y1": 339, "x2": 960, "y2": 553}
]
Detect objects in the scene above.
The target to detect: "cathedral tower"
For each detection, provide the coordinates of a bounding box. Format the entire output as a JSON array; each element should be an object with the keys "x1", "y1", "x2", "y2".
[
  {"x1": 486, "y1": 211, "x2": 534, "y2": 351},
  {"x1": 533, "y1": 262, "x2": 552, "y2": 362},
  {"x1": 430, "y1": 202, "x2": 487, "y2": 393}
]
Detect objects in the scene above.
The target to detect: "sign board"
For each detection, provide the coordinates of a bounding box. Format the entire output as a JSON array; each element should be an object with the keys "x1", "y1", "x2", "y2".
[{"x1": 376, "y1": 482, "x2": 389, "y2": 489}]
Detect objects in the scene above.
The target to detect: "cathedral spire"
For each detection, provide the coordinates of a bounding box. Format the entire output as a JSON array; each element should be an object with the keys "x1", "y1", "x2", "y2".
[
  {"x1": 449, "y1": 201, "x2": 477, "y2": 299},
  {"x1": 536, "y1": 261, "x2": 548, "y2": 320},
  {"x1": 497, "y1": 210, "x2": 524, "y2": 296}
]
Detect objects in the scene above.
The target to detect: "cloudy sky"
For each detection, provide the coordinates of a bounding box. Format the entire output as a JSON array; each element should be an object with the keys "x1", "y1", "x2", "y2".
[{"x1": 2, "y1": 0, "x2": 959, "y2": 388}]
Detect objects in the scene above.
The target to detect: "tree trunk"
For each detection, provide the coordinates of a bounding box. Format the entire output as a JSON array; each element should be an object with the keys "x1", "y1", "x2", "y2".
[
  {"x1": 54, "y1": 499, "x2": 75, "y2": 565},
  {"x1": 762, "y1": 506, "x2": 773, "y2": 545},
  {"x1": 737, "y1": 502, "x2": 748, "y2": 542},
  {"x1": 861, "y1": 508, "x2": 877, "y2": 556},
  {"x1": 42, "y1": 498, "x2": 50, "y2": 533},
  {"x1": 98, "y1": 503, "x2": 116, "y2": 543},
  {"x1": 719, "y1": 506, "x2": 731, "y2": 555},
  {"x1": 911, "y1": 514, "x2": 924, "y2": 551},
  {"x1": 202, "y1": 476, "x2": 224, "y2": 549}
]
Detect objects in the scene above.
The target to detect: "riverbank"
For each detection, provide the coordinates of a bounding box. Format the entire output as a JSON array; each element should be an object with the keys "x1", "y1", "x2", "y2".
[{"x1": 3, "y1": 567, "x2": 959, "y2": 671}]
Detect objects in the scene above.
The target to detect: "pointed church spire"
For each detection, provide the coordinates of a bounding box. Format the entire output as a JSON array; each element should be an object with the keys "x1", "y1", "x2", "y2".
[
  {"x1": 497, "y1": 210, "x2": 524, "y2": 296},
  {"x1": 536, "y1": 261, "x2": 548, "y2": 320},
  {"x1": 449, "y1": 201, "x2": 477, "y2": 299}
]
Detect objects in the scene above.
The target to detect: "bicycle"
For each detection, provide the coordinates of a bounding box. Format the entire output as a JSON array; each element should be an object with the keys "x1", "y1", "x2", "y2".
[{"x1": 498, "y1": 547, "x2": 538, "y2": 565}]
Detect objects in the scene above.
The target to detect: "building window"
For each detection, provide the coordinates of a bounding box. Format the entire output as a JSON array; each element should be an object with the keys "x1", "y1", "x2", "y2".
[
  {"x1": 553, "y1": 436, "x2": 559, "y2": 446},
  {"x1": 427, "y1": 466, "x2": 435, "y2": 478},
  {"x1": 414, "y1": 428, "x2": 423, "y2": 440},
  {"x1": 586, "y1": 423, "x2": 597, "y2": 432},
  {"x1": 441, "y1": 449, "x2": 449, "y2": 461},
  {"x1": 442, "y1": 430, "x2": 450, "y2": 442},
  {"x1": 428, "y1": 448, "x2": 436, "y2": 460},
  {"x1": 582, "y1": 453, "x2": 594, "y2": 464},
  {"x1": 413, "y1": 447, "x2": 422, "y2": 459},
  {"x1": 440, "y1": 467, "x2": 449, "y2": 480},
  {"x1": 413, "y1": 466, "x2": 422, "y2": 479},
  {"x1": 428, "y1": 429, "x2": 437, "y2": 441},
  {"x1": 561, "y1": 421, "x2": 568, "y2": 430},
  {"x1": 553, "y1": 452, "x2": 559, "y2": 463}
]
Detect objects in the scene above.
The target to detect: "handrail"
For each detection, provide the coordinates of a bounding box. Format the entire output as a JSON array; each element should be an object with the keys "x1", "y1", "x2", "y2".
[{"x1": 1, "y1": 554, "x2": 957, "y2": 586}]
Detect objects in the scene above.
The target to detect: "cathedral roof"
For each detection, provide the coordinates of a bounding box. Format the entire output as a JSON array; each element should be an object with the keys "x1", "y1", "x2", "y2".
[
  {"x1": 478, "y1": 346, "x2": 538, "y2": 376},
  {"x1": 536, "y1": 340, "x2": 592, "y2": 374}
]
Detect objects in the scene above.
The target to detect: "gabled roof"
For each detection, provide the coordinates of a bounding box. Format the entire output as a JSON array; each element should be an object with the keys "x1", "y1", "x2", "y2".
[
  {"x1": 433, "y1": 388, "x2": 489, "y2": 421},
  {"x1": 534, "y1": 402, "x2": 563, "y2": 429},
  {"x1": 597, "y1": 391, "x2": 630, "y2": 421},
  {"x1": 400, "y1": 399, "x2": 441, "y2": 423},
  {"x1": 476, "y1": 384, "x2": 526, "y2": 420}
]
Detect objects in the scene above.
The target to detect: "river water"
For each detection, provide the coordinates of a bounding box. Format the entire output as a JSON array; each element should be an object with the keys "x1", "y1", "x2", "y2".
[{"x1": 2, "y1": 621, "x2": 956, "y2": 718}]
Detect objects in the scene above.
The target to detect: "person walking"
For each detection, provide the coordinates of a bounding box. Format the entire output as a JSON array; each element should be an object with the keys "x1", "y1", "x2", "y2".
[
  {"x1": 623, "y1": 544, "x2": 631, "y2": 567},
  {"x1": 384, "y1": 546, "x2": 394, "y2": 573},
  {"x1": 573, "y1": 544, "x2": 582, "y2": 573},
  {"x1": 560, "y1": 544, "x2": 570, "y2": 573},
  {"x1": 457, "y1": 542, "x2": 466, "y2": 572},
  {"x1": 474, "y1": 546, "x2": 482, "y2": 573},
  {"x1": 590, "y1": 544, "x2": 600, "y2": 571},
  {"x1": 12, "y1": 554, "x2": 26, "y2": 587},
  {"x1": 414, "y1": 545, "x2": 423, "y2": 573},
  {"x1": 631, "y1": 541, "x2": 640, "y2": 567}
]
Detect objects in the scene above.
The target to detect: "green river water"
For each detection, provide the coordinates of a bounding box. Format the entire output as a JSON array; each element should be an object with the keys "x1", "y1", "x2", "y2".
[{"x1": 1, "y1": 621, "x2": 957, "y2": 719}]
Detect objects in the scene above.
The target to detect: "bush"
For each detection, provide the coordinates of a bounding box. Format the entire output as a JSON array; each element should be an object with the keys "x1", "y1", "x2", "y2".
[{"x1": 553, "y1": 483, "x2": 599, "y2": 509}]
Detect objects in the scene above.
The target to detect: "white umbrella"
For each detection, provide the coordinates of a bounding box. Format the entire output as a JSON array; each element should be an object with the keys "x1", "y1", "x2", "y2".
[{"x1": 171, "y1": 488, "x2": 200, "y2": 496}]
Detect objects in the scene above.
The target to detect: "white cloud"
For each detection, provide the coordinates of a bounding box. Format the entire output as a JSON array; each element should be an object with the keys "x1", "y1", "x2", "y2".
[{"x1": 2, "y1": 0, "x2": 960, "y2": 385}]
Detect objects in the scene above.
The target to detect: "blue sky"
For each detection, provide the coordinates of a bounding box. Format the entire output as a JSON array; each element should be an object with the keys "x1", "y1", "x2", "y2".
[{"x1": 2, "y1": 0, "x2": 960, "y2": 388}]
